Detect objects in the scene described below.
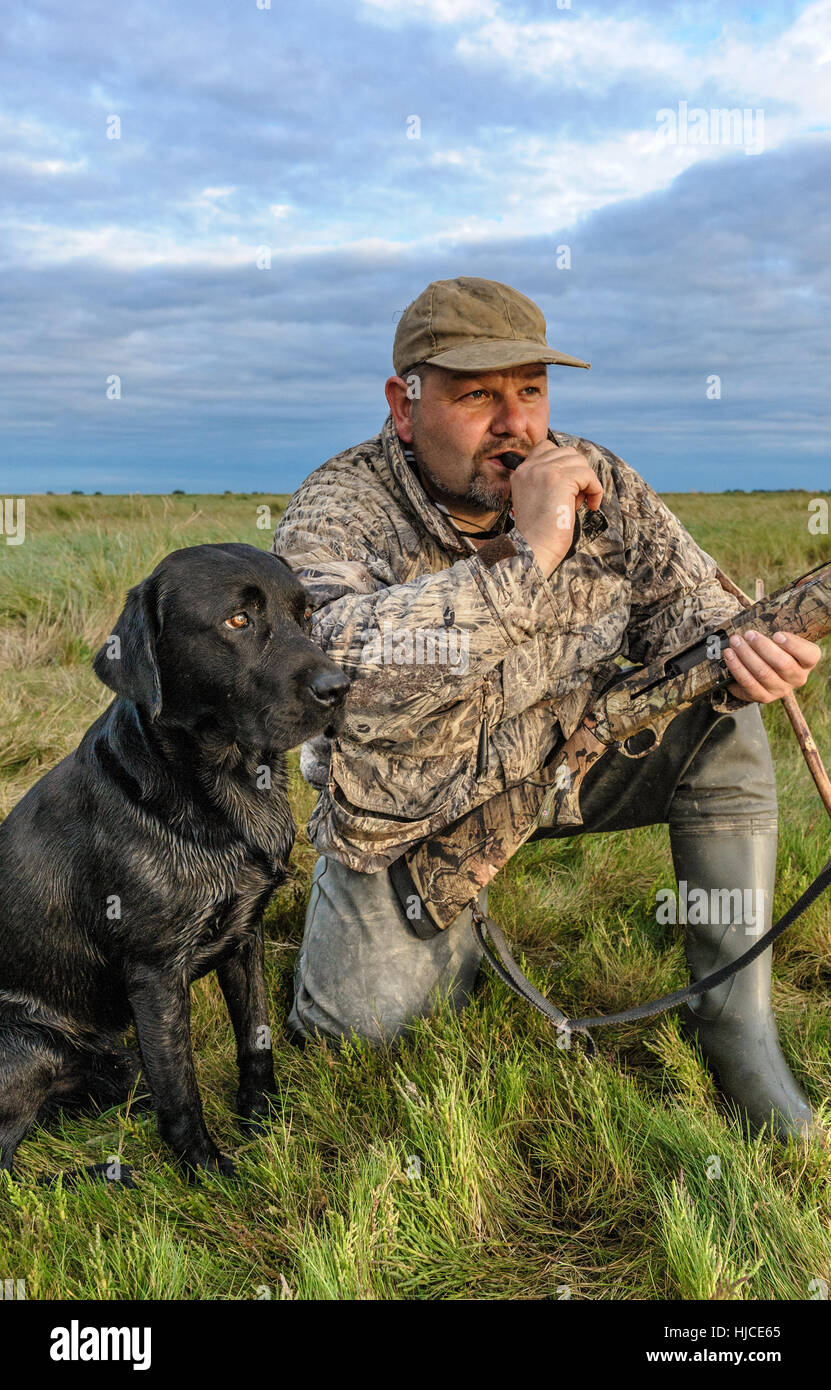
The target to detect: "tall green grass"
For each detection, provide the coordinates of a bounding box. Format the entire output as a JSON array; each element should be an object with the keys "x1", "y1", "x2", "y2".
[{"x1": 0, "y1": 489, "x2": 829, "y2": 1300}]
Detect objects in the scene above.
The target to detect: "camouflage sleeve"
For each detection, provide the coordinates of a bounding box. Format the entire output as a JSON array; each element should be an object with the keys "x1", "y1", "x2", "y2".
[
  {"x1": 601, "y1": 446, "x2": 746, "y2": 673},
  {"x1": 271, "y1": 495, "x2": 575, "y2": 743}
]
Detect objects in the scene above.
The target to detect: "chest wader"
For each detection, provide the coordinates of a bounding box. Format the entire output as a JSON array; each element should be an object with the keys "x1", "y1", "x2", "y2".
[{"x1": 391, "y1": 700, "x2": 829, "y2": 1146}]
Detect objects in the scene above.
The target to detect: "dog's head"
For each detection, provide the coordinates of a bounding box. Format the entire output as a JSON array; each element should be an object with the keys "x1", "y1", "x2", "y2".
[{"x1": 93, "y1": 542, "x2": 350, "y2": 750}]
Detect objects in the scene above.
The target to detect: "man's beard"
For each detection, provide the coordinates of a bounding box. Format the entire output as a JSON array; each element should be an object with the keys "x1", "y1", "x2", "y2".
[
  {"x1": 466, "y1": 471, "x2": 511, "y2": 511},
  {"x1": 412, "y1": 445, "x2": 510, "y2": 513}
]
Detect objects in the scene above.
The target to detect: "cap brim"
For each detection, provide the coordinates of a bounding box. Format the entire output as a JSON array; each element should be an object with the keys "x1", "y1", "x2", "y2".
[{"x1": 426, "y1": 339, "x2": 590, "y2": 371}]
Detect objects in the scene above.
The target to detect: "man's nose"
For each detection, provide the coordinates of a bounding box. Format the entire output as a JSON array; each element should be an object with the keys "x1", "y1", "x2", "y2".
[{"x1": 488, "y1": 394, "x2": 533, "y2": 437}]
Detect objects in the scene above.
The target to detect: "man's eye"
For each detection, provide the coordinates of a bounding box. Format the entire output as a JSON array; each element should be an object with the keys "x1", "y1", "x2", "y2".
[
  {"x1": 224, "y1": 613, "x2": 249, "y2": 629},
  {"x1": 463, "y1": 389, "x2": 487, "y2": 400}
]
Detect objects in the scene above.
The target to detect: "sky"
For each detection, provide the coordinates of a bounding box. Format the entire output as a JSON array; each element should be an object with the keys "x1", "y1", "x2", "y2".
[{"x1": 1, "y1": 0, "x2": 830, "y2": 494}]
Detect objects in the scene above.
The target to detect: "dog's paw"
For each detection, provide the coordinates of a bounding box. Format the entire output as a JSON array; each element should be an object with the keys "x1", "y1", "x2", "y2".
[
  {"x1": 182, "y1": 1148, "x2": 237, "y2": 1181},
  {"x1": 236, "y1": 1086, "x2": 279, "y2": 1133},
  {"x1": 199, "y1": 1151, "x2": 236, "y2": 1179},
  {"x1": 85, "y1": 1160, "x2": 138, "y2": 1188},
  {"x1": 38, "y1": 1162, "x2": 137, "y2": 1190}
]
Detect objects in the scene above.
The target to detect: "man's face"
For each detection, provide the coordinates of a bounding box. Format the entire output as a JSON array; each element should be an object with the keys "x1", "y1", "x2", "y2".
[{"x1": 400, "y1": 363, "x2": 550, "y2": 511}]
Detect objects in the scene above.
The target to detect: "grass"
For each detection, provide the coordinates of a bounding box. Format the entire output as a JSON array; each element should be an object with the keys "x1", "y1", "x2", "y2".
[{"x1": 0, "y1": 488, "x2": 829, "y2": 1301}]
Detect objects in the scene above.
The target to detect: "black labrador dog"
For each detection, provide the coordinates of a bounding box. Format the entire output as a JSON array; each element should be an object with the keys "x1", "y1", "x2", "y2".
[{"x1": 0, "y1": 542, "x2": 348, "y2": 1178}]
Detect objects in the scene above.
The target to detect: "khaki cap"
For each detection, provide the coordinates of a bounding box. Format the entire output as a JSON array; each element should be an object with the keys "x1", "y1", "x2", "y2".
[{"x1": 393, "y1": 276, "x2": 590, "y2": 376}]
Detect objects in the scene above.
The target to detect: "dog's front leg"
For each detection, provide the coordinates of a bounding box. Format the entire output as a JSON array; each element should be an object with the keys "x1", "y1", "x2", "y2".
[
  {"x1": 217, "y1": 925, "x2": 278, "y2": 1130},
  {"x1": 126, "y1": 962, "x2": 235, "y2": 1177}
]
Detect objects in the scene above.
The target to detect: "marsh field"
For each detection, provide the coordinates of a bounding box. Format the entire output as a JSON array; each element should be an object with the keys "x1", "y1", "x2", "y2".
[{"x1": 0, "y1": 488, "x2": 829, "y2": 1301}]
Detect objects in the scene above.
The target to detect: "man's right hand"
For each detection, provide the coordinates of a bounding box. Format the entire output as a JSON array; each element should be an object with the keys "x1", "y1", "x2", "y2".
[{"x1": 509, "y1": 442, "x2": 604, "y2": 578}]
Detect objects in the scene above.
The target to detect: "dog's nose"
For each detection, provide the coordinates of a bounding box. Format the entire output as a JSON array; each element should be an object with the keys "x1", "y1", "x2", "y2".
[{"x1": 307, "y1": 669, "x2": 350, "y2": 705}]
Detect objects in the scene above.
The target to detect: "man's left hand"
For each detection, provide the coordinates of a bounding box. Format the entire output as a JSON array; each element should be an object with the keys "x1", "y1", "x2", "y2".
[{"x1": 723, "y1": 629, "x2": 822, "y2": 703}]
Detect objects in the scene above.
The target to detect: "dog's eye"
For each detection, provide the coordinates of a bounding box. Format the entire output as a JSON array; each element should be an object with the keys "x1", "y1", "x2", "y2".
[
  {"x1": 224, "y1": 613, "x2": 249, "y2": 630},
  {"x1": 303, "y1": 605, "x2": 313, "y2": 623}
]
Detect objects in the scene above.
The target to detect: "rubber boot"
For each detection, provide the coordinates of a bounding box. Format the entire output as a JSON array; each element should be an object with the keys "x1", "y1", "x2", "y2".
[{"x1": 669, "y1": 826, "x2": 821, "y2": 1144}]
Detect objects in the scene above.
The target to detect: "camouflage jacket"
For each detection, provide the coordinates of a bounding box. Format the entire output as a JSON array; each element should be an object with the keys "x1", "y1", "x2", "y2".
[{"x1": 271, "y1": 413, "x2": 743, "y2": 872}]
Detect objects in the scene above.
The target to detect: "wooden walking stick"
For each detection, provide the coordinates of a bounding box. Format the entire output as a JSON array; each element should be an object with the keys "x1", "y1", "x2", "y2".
[{"x1": 716, "y1": 565, "x2": 831, "y2": 820}]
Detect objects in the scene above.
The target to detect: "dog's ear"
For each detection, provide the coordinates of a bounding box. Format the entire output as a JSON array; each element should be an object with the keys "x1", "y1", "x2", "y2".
[
  {"x1": 271, "y1": 552, "x2": 294, "y2": 572},
  {"x1": 93, "y1": 576, "x2": 163, "y2": 719}
]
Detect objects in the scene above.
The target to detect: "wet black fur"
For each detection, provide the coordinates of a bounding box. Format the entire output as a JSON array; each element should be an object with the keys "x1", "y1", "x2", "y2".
[{"x1": 0, "y1": 542, "x2": 348, "y2": 1178}]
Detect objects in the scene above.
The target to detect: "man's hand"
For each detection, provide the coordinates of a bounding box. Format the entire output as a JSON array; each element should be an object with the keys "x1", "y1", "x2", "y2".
[
  {"x1": 510, "y1": 442, "x2": 604, "y2": 578},
  {"x1": 723, "y1": 629, "x2": 822, "y2": 703}
]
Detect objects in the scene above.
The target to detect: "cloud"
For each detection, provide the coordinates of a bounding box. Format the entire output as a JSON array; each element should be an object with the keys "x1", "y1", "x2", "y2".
[
  {"x1": 362, "y1": 0, "x2": 497, "y2": 23},
  {"x1": 0, "y1": 0, "x2": 828, "y2": 493},
  {"x1": 456, "y1": 13, "x2": 692, "y2": 88}
]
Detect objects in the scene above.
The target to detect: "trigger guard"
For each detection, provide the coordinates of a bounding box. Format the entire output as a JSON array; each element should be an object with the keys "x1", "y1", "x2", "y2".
[{"x1": 616, "y1": 708, "x2": 679, "y2": 758}]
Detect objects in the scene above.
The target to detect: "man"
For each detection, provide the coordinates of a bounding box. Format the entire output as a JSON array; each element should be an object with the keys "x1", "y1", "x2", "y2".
[{"x1": 271, "y1": 276, "x2": 823, "y2": 1144}]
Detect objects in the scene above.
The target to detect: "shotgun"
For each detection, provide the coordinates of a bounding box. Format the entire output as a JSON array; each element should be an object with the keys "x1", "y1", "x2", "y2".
[{"x1": 398, "y1": 556, "x2": 831, "y2": 934}]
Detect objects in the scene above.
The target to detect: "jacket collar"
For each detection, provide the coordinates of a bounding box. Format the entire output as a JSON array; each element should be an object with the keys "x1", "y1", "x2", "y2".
[{"x1": 379, "y1": 412, "x2": 568, "y2": 556}]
